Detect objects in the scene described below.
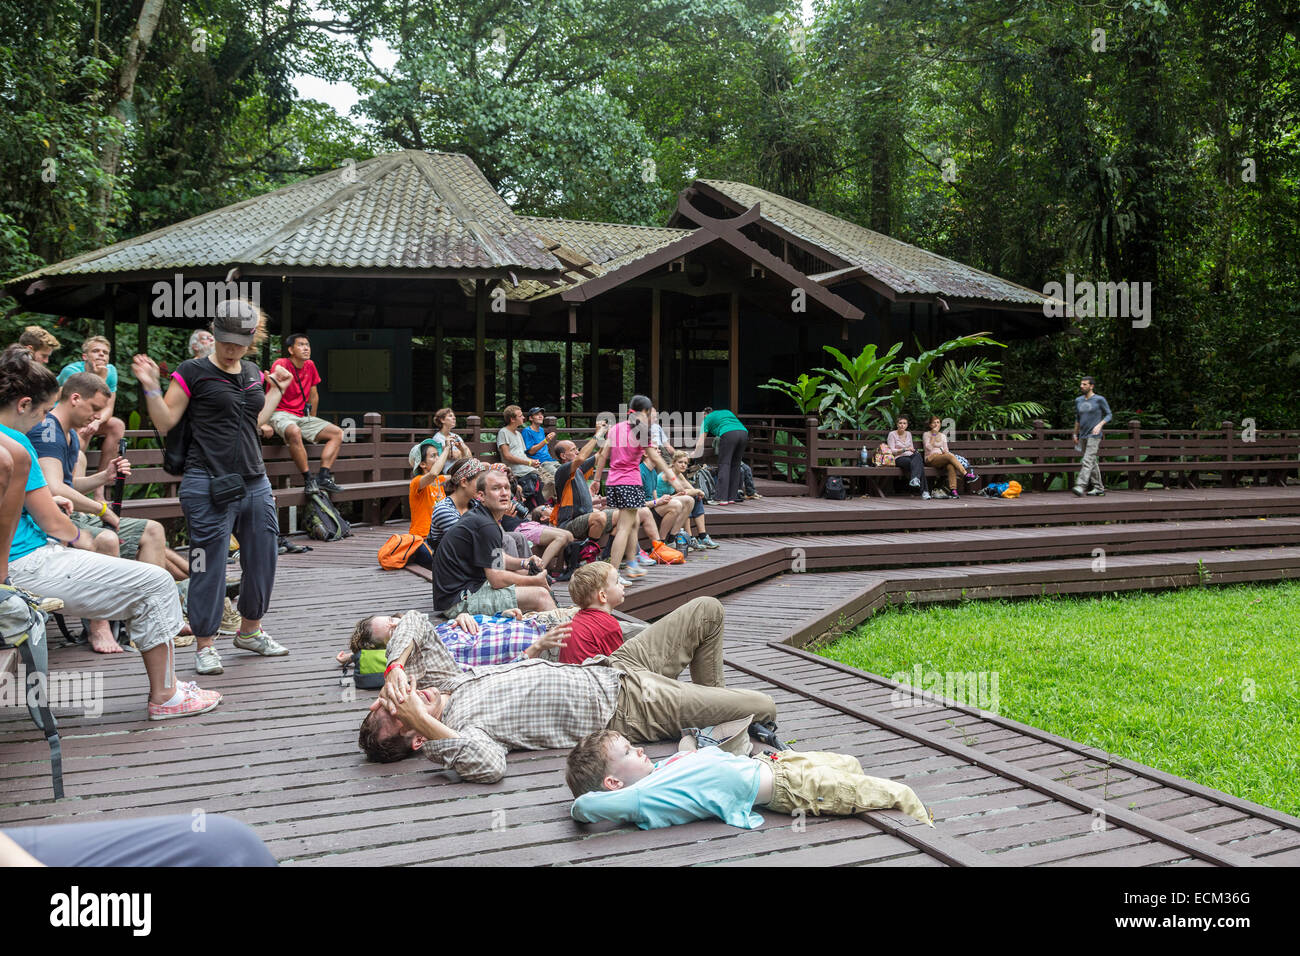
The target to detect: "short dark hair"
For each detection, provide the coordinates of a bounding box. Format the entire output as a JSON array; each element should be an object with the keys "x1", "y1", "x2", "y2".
[
  {"x1": 628, "y1": 395, "x2": 653, "y2": 414},
  {"x1": 284, "y1": 333, "x2": 309, "y2": 351},
  {"x1": 1081, "y1": 375, "x2": 1095, "y2": 386},
  {"x1": 60, "y1": 371, "x2": 112, "y2": 402},
  {"x1": 357, "y1": 709, "x2": 417, "y2": 763}
]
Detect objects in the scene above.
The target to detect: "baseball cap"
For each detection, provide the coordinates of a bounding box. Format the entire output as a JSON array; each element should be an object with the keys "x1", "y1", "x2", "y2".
[
  {"x1": 408, "y1": 438, "x2": 441, "y2": 474},
  {"x1": 212, "y1": 299, "x2": 261, "y2": 345},
  {"x1": 527, "y1": 407, "x2": 544, "y2": 416}
]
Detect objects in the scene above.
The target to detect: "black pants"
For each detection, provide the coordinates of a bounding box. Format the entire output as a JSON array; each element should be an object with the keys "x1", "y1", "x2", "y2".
[
  {"x1": 716, "y1": 430, "x2": 749, "y2": 502},
  {"x1": 896, "y1": 452, "x2": 927, "y2": 489}
]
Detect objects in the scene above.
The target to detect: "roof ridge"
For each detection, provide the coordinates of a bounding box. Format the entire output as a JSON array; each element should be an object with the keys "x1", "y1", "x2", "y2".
[
  {"x1": 410, "y1": 152, "x2": 520, "y2": 268},
  {"x1": 519, "y1": 215, "x2": 693, "y2": 232}
]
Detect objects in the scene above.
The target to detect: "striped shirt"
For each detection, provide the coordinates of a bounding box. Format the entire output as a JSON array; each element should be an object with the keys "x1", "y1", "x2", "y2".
[
  {"x1": 428, "y1": 496, "x2": 468, "y2": 549},
  {"x1": 385, "y1": 611, "x2": 623, "y2": 783}
]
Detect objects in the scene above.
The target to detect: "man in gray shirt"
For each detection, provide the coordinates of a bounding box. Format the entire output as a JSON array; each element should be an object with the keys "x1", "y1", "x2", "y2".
[{"x1": 1072, "y1": 375, "x2": 1112, "y2": 496}]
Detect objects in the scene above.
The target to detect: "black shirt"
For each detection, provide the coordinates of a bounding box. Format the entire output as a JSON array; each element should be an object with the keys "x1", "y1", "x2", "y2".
[
  {"x1": 554, "y1": 455, "x2": 597, "y2": 525},
  {"x1": 432, "y1": 506, "x2": 504, "y2": 611},
  {"x1": 175, "y1": 357, "x2": 266, "y2": 478}
]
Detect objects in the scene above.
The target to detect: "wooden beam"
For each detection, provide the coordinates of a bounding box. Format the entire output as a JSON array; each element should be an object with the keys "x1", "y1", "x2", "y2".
[
  {"x1": 651, "y1": 288, "x2": 661, "y2": 403},
  {"x1": 104, "y1": 299, "x2": 116, "y2": 364},
  {"x1": 137, "y1": 294, "x2": 148, "y2": 354},
  {"x1": 474, "y1": 279, "x2": 486, "y2": 414},
  {"x1": 505, "y1": 331, "x2": 513, "y2": 405},
  {"x1": 590, "y1": 303, "x2": 600, "y2": 413},
  {"x1": 729, "y1": 291, "x2": 739, "y2": 412},
  {"x1": 433, "y1": 309, "x2": 444, "y2": 409}
]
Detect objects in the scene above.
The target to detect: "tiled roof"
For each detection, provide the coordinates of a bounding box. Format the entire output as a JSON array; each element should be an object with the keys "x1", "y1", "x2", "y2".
[
  {"x1": 698, "y1": 180, "x2": 1046, "y2": 307},
  {"x1": 496, "y1": 217, "x2": 695, "y2": 300},
  {"x1": 12, "y1": 151, "x2": 566, "y2": 282}
]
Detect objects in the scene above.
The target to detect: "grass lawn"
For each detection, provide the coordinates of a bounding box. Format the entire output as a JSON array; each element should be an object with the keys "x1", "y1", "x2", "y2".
[{"x1": 815, "y1": 582, "x2": 1300, "y2": 817}]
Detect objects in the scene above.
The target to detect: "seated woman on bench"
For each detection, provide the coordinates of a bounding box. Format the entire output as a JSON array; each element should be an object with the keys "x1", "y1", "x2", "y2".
[
  {"x1": 922, "y1": 415, "x2": 977, "y2": 499},
  {"x1": 886, "y1": 416, "x2": 930, "y2": 500}
]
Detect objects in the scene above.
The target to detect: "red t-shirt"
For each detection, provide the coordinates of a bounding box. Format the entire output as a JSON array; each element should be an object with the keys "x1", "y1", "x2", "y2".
[
  {"x1": 270, "y1": 358, "x2": 321, "y2": 417},
  {"x1": 559, "y1": 608, "x2": 625, "y2": 664}
]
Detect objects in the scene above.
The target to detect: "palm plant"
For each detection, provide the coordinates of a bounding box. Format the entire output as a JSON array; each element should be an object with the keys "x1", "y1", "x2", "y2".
[
  {"x1": 921, "y1": 358, "x2": 1046, "y2": 434},
  {"x1": 757, "y1": 372, "x2": 824, "y2": 414},
  {"x1": 813, "y1": 342, "x2": 902, "y2": 431},
  {"x1": 879, "y1": 333, "x2": 1004, "y2": 426}
]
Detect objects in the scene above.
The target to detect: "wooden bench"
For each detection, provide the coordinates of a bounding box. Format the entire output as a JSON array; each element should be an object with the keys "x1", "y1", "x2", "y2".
[{"x1": 804, "y1": 419, "x2": 1300, "y2": 498}]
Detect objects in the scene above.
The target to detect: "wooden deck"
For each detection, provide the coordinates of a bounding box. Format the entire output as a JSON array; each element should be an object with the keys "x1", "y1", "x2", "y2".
[{"x1": 3, "y1": 487, "x2": 1299, "y2": 866}]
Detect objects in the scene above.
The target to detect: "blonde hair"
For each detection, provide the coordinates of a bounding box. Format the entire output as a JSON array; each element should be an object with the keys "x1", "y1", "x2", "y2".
[
  {"x1": 81, "y1": 335, "x2": 111, "y2": 354},
  {"x1": 568, "y1": 561, "x2": 615, "y2": 608}
]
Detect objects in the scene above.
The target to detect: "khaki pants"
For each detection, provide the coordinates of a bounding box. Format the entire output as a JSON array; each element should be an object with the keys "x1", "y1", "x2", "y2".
[
  {"x1": 1076, "y1": 435, "x2": 1104, "y2": 491},
  {"x1": 766, "y1": 751, "x2": 932, "y2": 825},
  {"x1": 925, "y1": 452, "x2": 964, "y2": 490},
  {"x1": 606, "y1": 596, "x2": 776, "y2": 742}
]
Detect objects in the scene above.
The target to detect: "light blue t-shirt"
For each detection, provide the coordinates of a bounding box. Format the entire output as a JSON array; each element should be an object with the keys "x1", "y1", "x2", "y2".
[
  {"x1": 0, "y1": 424, "x2": 52, "y2": 561},
  {"x1": 56, "y1": 360, "x2": 118, "y2": 393},
  {"x1": 570, "y1": 746, "x2": 765, "y2": 830},
  {"x1": 520, "y1": 425, "x2": 555, "y2": 464}
]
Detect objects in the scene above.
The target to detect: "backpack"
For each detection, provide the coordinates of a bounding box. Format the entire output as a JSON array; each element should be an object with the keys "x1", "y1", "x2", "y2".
[
  {"x1": 377, "y1": 533, "x2": 424, "y2": 569},
  {"x1": 823, "y1": 475, "x2": 847, "y2": 500},
  {"x1": 1001, "y1": 480, "x2": 1023, "y2": 499},
  {"x1": 304, "y1": 489, "x2": 351, "y2": 541},
  {"x1": 691, "y1": 465, "x2": 718, "y2": 501},
  {"x1": 345, "y1": 648, "x2": 387, "y2": 690},
  {"x1": 578, "y1": 539, "x2": 602, "y2": 565},
  {"x1": 740, "y1": 461, "x2": 756, "y2": 497},
  {"x1": 984, "y1": 481, "x2": 1010, "y2": 497}
]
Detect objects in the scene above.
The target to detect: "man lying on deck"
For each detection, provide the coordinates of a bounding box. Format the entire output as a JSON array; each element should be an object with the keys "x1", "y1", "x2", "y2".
[{"x1": 357, "y1": 596, "x2": 777, "y2": 784}]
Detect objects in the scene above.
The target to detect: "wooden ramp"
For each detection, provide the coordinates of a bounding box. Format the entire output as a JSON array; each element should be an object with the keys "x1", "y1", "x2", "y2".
[{"x1": 3, "y1": 489, "x2": 1299, "y2": 866}]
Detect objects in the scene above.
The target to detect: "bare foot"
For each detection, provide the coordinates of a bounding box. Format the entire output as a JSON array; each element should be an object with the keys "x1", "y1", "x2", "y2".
[{"x1": 89, "y1": 631, "x2": 124, "y2": 654}]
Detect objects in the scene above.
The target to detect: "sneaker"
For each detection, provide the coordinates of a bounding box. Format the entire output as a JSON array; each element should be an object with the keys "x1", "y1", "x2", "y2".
[
  {"x1": 687, "y1": 536, "x2": 703, "y2": 552},
  {"x1": 616, "y1": 574, "x2": 634, "y2": 586},
  {"x1": 699, "y1": 535, "x2": 720, "y2": 549},
  {"x1": 908, "y1": 477, "x2": 921, "y2": 488},
  {"x1": 950, "y1": 489, "x2": 960, "y2": 499},
  {"x1": 921, "y1": 490, "x2": 932, "y2": 500},
  {"x1": 635, "y1": 549, "x2": 656, "y2": 568},
  {"x1": 932, "y1": 487, "x2": 948, "y2": 499},
  {"x1": 149, "y1": 680, "x2": 222, "y2": 720},
  {"x1": 233, "y1": 629, "x2": 289, "y2": 656},
  {"x1": 965, "y1": 472, "x2": 977, "y2": 481},
  {"x1": 1072, "y1": 486, "x2": 1085, "y2": 497},
  {"x1": 304, "y1": 475, "x2": 321, "y2": 496},
  {"x1": 1087, "y1": 487, "x2": 1106, "y2": 496},
  {"x1": 621, "y1": 563, "x2": 647, "y2": 580},
  {"x1": 714, "y1": 500, "x2": 731, "y2": 507},
  {"x1": 218, "y1": 597, "x2": 241, "y2": 635},
  {"x1": 316, "y1": 471, "x2": 343, "y2": 495},
  {"x1": 195, "y1": 644, "x2": 224, "y2": 675}
]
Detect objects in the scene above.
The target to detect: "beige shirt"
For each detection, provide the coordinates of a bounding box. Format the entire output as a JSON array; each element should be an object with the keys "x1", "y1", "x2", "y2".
[
  {"x1": 923, "y1": 431, "x2": 950, "y2": 456},
  {"x1": 886, "y1": 430, "x2": 916, "y2": 456}
]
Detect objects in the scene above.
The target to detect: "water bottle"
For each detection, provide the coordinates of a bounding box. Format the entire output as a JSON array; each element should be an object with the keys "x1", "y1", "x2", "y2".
[{"x1": 860, "y1": 445, "x2": 870, "y2": 467}]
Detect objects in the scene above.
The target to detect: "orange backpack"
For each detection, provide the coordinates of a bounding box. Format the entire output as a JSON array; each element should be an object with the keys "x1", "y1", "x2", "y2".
[
  {"x1": 1000, "y1": 480, "x2": 1023, "y2": 499},
  {"x1": 377, "y1": 533, "x2": 425, "y2": 570}
]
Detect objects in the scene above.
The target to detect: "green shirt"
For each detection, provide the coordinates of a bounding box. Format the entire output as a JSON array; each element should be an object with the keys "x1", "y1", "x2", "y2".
[{"x1": 700, "y1": 410, "x2": 746, "y2": 437}]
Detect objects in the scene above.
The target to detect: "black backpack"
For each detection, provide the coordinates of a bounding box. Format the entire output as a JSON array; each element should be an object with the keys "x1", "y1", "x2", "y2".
[
  {"x1": 304, "y1": 489, "x2": 351, "y2": 541},
  {"x1": 823, "y1": 475, "x2": 847, "y2": 500}
]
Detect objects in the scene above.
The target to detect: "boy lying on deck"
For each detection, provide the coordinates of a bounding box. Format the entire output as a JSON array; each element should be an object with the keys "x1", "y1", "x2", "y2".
[
  {"x1": 565, "y1": 729, "x2": 933, "y2": 830},
  {"x1": 338, "y1": 607, "x2": 576, "y2": 672}
]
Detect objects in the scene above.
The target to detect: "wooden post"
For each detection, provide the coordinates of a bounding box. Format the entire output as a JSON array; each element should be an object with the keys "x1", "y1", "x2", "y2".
[
  {"x1": 804, "y1": 415, "x2": 819, "y2": 496},
  {"x1": 729, "y1": 291, "x2": 739, "y2": 412},
  {"x1": 474, "y1": 279, "x2": 486, "y2": 415},
  {"x1": 277, "y1": 278, "x2": 291, "y2": 367},
  {"x1": 1031, "y1": 418, "x2": 1047, "y2": 492},
  {"x1": 363, "y1": 412, "x2": 383, "y2": 524},
  {"x1": 1128, "y1": 419, "x2": 1141, "y2": 490},
  {"x1": 104, "y1": 300, "x2": 116, "y2": 364},
  {"x1": 1223, "y1": 420, "x2": 1236, "y2": 487},
  {"x1": 466, "y1": 414, "x2": 483, "y2": 456},
  {"x1": 651, "y1": 288, "x2": 661, "y2": 405},
  {"x1": 433, "y1": 310, "x2": 444, "y2": 409},
  {"x1": 505, "y1": 332, "x2": 513, "y2": 405},
  {"x1": 590, "y1": 304, "x2": 600, "y2": 414},
  {"x1": 565, "y1": 331, "x2": 573, "y2": 414},
  {"x1": 137, "y1": 295, "x2": 149, "y2": 355}
]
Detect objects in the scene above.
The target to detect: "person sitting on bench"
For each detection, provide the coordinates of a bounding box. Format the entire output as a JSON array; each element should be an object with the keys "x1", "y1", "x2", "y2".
[
  {"x1": 264, "y1": 333, "x2": 345, "y2": 496},
  {"x1": 922, "y1": 415, "x2": 977, "y2": 499},
  {"x1": 565, "y1": 730, "x2": 933, "y2": 830},
  {"x1": 357, "y1": 595, "x2": 776, "y2": 784},
  {"x1": 887, "y1": 416, "x2": 930, "y2": 499}
]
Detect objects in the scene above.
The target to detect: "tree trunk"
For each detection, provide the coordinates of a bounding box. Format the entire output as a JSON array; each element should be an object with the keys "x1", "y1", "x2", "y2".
[{"x1": 94, "y1": 0, "x2": 166, "y2": 237}]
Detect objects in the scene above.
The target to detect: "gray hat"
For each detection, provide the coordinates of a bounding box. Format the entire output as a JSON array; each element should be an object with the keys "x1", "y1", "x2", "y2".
[{"x1": 212, "y1": 299, "x2": 261, "y2": 345}]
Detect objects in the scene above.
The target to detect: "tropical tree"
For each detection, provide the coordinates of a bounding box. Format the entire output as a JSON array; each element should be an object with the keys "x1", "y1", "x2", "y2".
[{"x1": 812, "y1": 342, "x2": 901, "y2": 431}]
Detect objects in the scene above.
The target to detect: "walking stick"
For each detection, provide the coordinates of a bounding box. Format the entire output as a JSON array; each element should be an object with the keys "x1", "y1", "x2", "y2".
[{"x1": 110, "y1": 438, "x2": 128, "y2": 517}]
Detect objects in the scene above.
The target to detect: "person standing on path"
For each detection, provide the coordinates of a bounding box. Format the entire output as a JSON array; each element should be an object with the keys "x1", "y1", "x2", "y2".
[{"x1": 1072, "y1": 375, "x2": 1112, "y2": 497}]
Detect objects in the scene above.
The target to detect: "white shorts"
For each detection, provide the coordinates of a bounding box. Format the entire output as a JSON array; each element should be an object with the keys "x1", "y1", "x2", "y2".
[{"x1": 9, "y1": 545, "x2": 182, "y2": 652}]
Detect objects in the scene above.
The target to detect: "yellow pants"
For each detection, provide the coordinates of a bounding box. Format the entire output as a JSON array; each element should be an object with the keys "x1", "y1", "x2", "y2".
[{"x1": 766, "y1": 751, "x2": 933, "y2": 826}]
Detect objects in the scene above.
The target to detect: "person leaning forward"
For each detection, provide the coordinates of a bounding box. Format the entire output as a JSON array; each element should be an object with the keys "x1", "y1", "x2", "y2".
[{"x1": 357, "y1": 595, "x2": 776, "y2": 784}]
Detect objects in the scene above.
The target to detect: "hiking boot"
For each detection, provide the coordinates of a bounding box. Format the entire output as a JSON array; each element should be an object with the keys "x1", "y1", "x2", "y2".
[
  {"x1": 316, "y1": 470, "x2": 343, "y2": 495},
  {"x1": 217, "y1": 597, "x2": 241, "y2": 636},
  {"x1": 698, "y1": 534, "x2": 720, "y2": 549},
  {"x1": 304, "y1": 474, "x2": 321, "y2": 496},
  {"x1": 233, "y1": 629, "x2": 289, "y2": 656},
  {"x1": 195, "y1": 644, "x2": 224, "y2": 675},
  {"x1": 149, "y1": 681, "x2": 222, "y2": 720}
]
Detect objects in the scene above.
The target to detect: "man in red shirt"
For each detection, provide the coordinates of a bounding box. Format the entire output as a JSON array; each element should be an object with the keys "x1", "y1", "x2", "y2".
[
  {"x1": 560, "y1": 561, "x2": 629, "y2": 664},
  {"x1": 263, "y1": 333, "x2": 345, "y2": 495}
]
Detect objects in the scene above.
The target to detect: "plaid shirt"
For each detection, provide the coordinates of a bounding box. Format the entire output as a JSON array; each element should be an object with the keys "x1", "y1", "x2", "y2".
[{"x1": 385, "y1": 611, "x2": 623, "y2": 783}]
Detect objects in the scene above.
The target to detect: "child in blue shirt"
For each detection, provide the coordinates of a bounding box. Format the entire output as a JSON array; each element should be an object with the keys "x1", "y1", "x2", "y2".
[{"x1": 566, "y1": 730, "x2": 933, "y2": 830}]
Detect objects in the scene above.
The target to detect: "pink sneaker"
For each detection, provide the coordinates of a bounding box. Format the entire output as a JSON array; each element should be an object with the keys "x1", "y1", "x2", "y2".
[{"x1": 149, "y1": 681, "x2": 222, "y2": 720}]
